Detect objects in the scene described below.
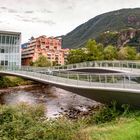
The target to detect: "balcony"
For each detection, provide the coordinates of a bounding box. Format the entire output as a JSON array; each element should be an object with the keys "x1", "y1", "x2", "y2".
[
  {"x1": 22, "y1": 46, "x2": 35, "y2": 52},
  {"x1": 22, "y1": 54, "x2": 33, "y2": 58},
  {"x1": 22, "y1": 50, "x2": 34, "y2": 55}
]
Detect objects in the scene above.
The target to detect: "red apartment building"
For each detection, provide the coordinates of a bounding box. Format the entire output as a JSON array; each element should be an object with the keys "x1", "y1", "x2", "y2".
[{"x1": 22, "y1": 36, "x2": 69, "y2": 66}]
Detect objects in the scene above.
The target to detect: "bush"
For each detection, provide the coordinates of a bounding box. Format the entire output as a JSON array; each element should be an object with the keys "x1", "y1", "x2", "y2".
[
  {"x1": 0, "y1": 104, "x2": 86, "y2": 140},
  {"x1": 0, "y1": 76, "x2": 32, "y2": 88},
  {"x1": 88, "y1": 101, "x2": 130, "y2": 124},
  {"x1": 0, "y1": 76, "x2": 11, "y2": 88}
]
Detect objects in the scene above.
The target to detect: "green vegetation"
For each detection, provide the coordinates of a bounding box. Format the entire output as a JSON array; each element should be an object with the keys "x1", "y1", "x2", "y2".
[
  {"x1": 1, "y1": 102, "x2": 140, "y2": 140},
  {"x1": 96, "y1": 29, "x2": 140, "y2": 49},
  {"x1": 118, "y1": 46, "x2": 137, "y2": 60},
  {"x1": 0, "y1": 76, "x2": 32, "y2": 88},
  {"x1": 31, "y1": 55, "x2": 51, "y2": 67},
  {"x1": 67, "y1": 39, "x2": 139, "y2": 64},
  {"x1": 96, "y1": 31, "x2": 119, "y2": 47},
  {"x1": 103, "y1": 45, "x2": 117, "y2": 60},
  {"x1": 82, "y1": 103, "x2": 140, "y2": 140},
  {"x1": 86, "y1": 39, "x2": 104, "y2": 61},
  {"x1": 84, "y1": 116, "x2": 140, "y2": 140},
  {"x1": 67, "y1": 49, "x2": 87, "y2": 64},
  {"x1": 62, "y1": 8, "x2": 140, "y2": 49},
  {"x1": 0, "y1": 104, "x2": 86, "y2": 140}
]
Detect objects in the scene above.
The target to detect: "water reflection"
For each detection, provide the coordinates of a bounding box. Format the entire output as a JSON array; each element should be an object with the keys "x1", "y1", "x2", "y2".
[
  {"x1": 0, "y1": 85, "x2": 98, "y2": 118},
  {"x1": 3, "y1": 91, "x2": 37, "y2": 105}
]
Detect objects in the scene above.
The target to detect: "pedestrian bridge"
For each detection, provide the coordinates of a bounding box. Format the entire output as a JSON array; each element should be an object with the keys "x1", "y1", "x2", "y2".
[
  {"x1": 1, "y1": 60, "x2": 140, "y2": 107},
  {"x1": 51, "y1": 60, "x2": 140, "y2": 74}
]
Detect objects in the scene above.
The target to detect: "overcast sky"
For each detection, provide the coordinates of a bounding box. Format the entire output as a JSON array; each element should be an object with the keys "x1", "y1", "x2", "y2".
[{"x1": 0, "y1": 0, "x2": 140, "y2": 43}]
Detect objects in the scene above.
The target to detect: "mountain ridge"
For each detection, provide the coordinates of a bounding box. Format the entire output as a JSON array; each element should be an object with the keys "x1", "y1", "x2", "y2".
[{"x1": 62, "y1": 8, "x2": 140, "y2": 48}]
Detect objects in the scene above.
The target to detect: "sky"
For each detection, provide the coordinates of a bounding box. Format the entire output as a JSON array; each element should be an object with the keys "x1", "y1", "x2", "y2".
[{"x1": 0, "y1": 0, "x2": 140, "y2": 43}]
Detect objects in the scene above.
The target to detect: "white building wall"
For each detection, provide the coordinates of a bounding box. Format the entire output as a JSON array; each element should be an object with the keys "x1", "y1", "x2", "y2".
[{"x1": 0, "y1": 31, "x2": 21, "y2": 68}]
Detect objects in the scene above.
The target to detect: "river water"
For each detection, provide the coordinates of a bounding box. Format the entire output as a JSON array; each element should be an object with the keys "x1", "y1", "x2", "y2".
[{"x1": 0, "y1": 85, "x2": 100, "y2": 118}]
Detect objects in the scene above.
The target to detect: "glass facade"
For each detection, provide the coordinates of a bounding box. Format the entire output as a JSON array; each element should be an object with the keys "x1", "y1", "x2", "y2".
[{"x1": 0, "y1": 31, "x2": 21, "y2": 68}]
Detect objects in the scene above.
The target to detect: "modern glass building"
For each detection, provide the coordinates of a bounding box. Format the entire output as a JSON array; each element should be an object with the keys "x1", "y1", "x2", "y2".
[{"x1": 0, "y1": 31, "x2": 21, "y2": 68}]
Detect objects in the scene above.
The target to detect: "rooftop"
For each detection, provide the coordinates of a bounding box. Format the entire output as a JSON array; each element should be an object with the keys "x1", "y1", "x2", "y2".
[{"x1": 0, "y1": 30, "x2": 21, "y2": 35}]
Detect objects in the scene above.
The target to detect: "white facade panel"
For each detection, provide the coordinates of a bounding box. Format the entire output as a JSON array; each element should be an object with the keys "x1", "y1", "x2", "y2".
[{"x1": 0, "y1": 31, "x2": 21, "y2": 68}]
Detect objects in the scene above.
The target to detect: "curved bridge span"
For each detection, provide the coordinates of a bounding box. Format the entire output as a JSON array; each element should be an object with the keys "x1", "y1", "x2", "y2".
[
  {"x1": 1, "y1": 64, "x2": 140, "y2": 107},
  {"x1": 51, "y1": 60, "x2": 140, "y2": 74}
]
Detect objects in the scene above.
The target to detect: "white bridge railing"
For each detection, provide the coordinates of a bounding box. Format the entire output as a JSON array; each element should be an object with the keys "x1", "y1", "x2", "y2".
[
  {"x1": 0, "y1": 61, "x2": 140, "y2": 90},
  {"x1": 1, "y1": 60, "x2": 140, "y2": 72},
  {"x1": 1, "y1": 68, "x2": 140, "y2": 90},
  {"x1": 51, "y1": 60, "x2": 140, "y2": 71}
]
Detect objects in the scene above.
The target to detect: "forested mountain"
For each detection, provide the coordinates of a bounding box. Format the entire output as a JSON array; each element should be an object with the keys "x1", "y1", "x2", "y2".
[{"x1": 62, "y1": 8, "x2": 140, "y2": 49}]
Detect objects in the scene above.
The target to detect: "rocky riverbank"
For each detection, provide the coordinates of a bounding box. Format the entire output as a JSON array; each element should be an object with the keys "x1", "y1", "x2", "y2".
[{"x1": 0, "y1": 84, "x2": 101, "y2": 119}]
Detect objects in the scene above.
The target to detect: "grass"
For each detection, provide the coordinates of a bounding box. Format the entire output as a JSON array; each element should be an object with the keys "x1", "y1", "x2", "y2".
[
  {"x1": 0, "y1": 76, "x2": 33, "y2": 88},
  {"x1": 84, "y1": 116, "x2": 140, "y2": 140},
  {"x1": 77, "y1": 102, "x2": 140, "y2": 140},
  {"x1": 0, "y1": 101, "x2": 140, "y2": 140}
]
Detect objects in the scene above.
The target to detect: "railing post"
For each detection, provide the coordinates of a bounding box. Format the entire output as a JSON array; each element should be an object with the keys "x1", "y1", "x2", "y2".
[
  {"x1": 112, "y1": 75, "x2": 115, "y2": 83},
  {"x1": 132, "y1": 63, "x2": 133, "y2": 71},
  {"x1": 113, "y1": 63, "x2": 114, "y2": 68},
  {"x1": 77, "y1": 74, "x2": 79, "y2": 85},
  {"x1": 128, "y1": 75, "x2": 131, "y2": 88},
  {"x1": 105, "y1": 75, "x2": 107, "y2": 87},
  {"x1": 89, "y1": 74, "x2": 91, "y2": 86},
  {"x1": 123, "y1": 75, "x2": 125, "y2": 88},
  {"x1": 67, "y1": 72, "x2": 69, "y2": 83},
  {"x1": 98, "y1": 75, "x2": 102, "y2": 84},
  {"x1": 136, "y1": 62, "x2": 137, "y2": 69},
  {"x1": 118, "y1": 61, "x2": 120, "y2": 68}
]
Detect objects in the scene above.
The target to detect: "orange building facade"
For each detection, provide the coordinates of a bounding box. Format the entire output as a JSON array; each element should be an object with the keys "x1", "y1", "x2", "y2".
[{"x1": 21, "y1": 36, "x2": 69, "y2": 66}]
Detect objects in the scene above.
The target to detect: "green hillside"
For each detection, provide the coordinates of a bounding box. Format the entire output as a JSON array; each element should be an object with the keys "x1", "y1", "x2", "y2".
[{"x1": 62, "y1": 8, "x2": 140, "y2": 48}]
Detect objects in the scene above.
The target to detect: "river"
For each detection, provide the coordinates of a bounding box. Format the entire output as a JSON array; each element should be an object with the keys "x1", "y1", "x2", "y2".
[{"x1": 0, "y1": 85, "x2": 100, "y2": 119}]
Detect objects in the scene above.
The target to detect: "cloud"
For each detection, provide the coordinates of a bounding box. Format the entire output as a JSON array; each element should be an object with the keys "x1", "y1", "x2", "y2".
[
  {"x1": 0, "y1": 6, "x2": 18, "y2": 13},
  {"x1": 0, "y1": 6, "x2": 7, "y2": 10},
  {"x1": 24, "y1": 10, "x2": 34, "y2": 14},
  {"x1": 0, "y1": 6, "x2": 34, "y2": 14},
  {"x1": 21, "y1": 17, "x2": 55, "y2": 25},
  {"x1": 66, "y1": 6, "x2": 74, "y2": 10},
  {"x1": 40, "y1": 9, "x2": 54, "y2": 13},
  {"x1": 38, "y1": 20, "x2": 55, "y2": 25},
  {"x1": 8, "y1": 9, "x2": 18, "y2": 13}
]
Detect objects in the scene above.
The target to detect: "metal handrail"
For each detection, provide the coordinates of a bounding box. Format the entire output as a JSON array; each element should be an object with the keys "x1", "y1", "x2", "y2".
[
  {"x1": 0, "y1": 60, "x2": 139, "y2": 72},
  {"x1": 1, "y1": 68, "x2": 140, "y2": 90},
  {"x1": 18, "y1": 60, "x2": 140, "y2": 72}
]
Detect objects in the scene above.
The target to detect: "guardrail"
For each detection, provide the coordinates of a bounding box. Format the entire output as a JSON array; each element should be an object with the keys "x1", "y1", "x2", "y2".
[
  {"x1": 2, "y1": 68, "x2": 140, "y2": 90},
  {"x1": 1, "y1": 61, "x2": 140, "y2": 73},
  {"x1": 51, "y1": 61, "x2": 140, "y2": 71}
]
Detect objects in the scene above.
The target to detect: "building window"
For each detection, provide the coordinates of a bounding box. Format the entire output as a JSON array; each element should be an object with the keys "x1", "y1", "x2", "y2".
[
  {"x1": 1, "y1": 49, "x2": 4, "y2": 53},
  {"x1": 1, "y1": 61, "x2": 4, "y2": 65},
  {"x1": 5, "y1": 61, "x2": 8, "y2": 65},
  {"x1": 2, "y1": 36, "x2": 5, "y2": 44}
]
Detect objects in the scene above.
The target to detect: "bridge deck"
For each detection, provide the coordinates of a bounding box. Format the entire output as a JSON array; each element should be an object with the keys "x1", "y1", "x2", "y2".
[{"x1": 1, "y1": 60, "x2": 140, "y2": 107}]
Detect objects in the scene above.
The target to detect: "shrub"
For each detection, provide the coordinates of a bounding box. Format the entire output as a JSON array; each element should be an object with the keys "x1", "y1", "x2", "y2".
[
  {"x1": 88, "y1": 101, "x2": 130, "y2": 124},
  {"x1": 0, "y1": 104, "x2": 86, "y2": 140}
]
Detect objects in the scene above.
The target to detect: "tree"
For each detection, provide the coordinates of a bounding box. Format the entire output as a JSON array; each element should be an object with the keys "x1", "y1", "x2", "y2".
[
  {"x1": 86, "y1": 39, "x2": 104, "y2": 61},
  {"x1": 33, "y1": 55, "x2": 51, "y2": 67},
  {"x1": 96, "y1": 31, "x2": 118, "y2": 47},
  {"x1": 136, "y1": 53, "x2": 140, "y2": 60},
  {"x1": 117, "y1": 46, "x2": 137, "y2": 60},
  {"x1": 67, "y1": 49, "x2": 87, "y2": 64},
  {"x1": 103, "y1": 45, "x2": 117, "y2": 60}
]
